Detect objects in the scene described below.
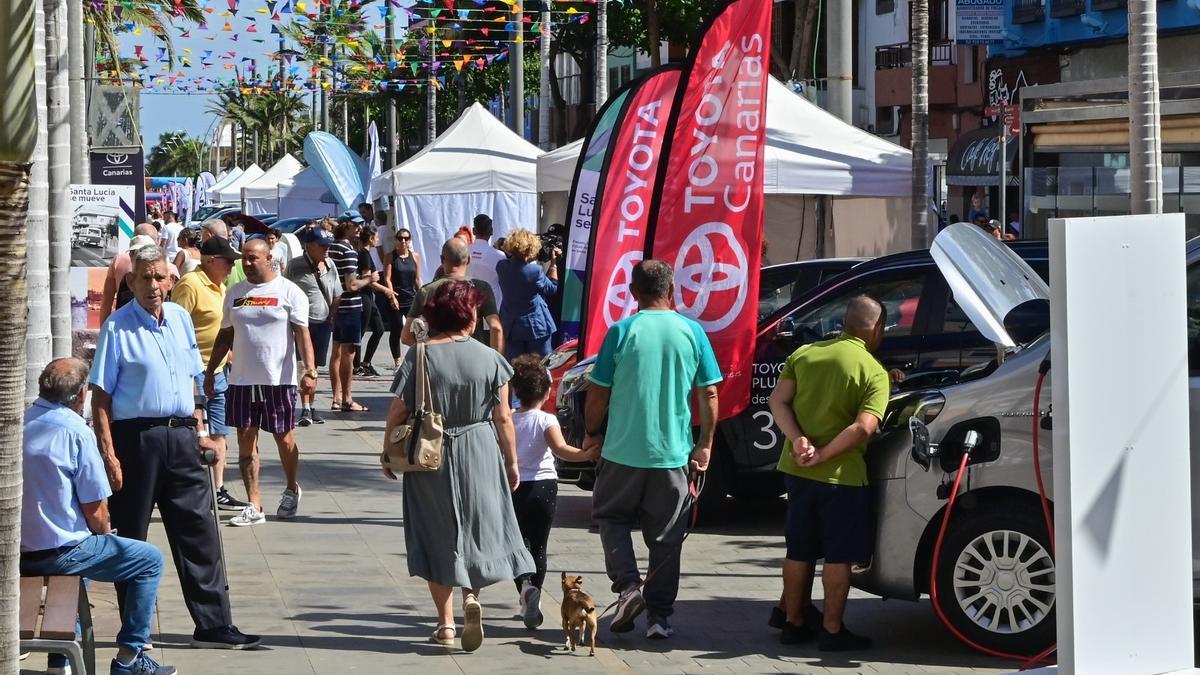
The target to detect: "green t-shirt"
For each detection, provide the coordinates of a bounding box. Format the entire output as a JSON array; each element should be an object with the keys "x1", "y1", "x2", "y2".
[
  {"x1": 776, "y1": 334, "x2": 890, "y2": 486},
  {"x1": 588, "y1": 310, "x2": 723, "y2": 469},
  {"x1": 224, "y1": 260, "x2": 246, "y2": 289}
]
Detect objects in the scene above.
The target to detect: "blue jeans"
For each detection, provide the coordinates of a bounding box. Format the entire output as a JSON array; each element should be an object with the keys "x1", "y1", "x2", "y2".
[
  {"x1": 21, "y1": 534, "x2": 163, "y2": 651},
  {"x1": 201, "y1": 367, "x2": 230, "y2": 437}
]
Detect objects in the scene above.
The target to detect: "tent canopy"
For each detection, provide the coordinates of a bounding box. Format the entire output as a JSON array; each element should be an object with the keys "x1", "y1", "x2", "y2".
[
  {"x1": 214, "y1": 164, "x2": 264, "y2": 204},
  {"x1": 537, "y1": 78, "x2": 912, "y2": 199},
  {"x1": 371, "y1": 103, "x2": 544, "y2": 196},
  {"x1": 206, "y1": 167, "x2": 243, "y2": 200},
  {"x1": 277, "y1": 166, "x2": 339, "y2": 220},
  {"x1": 242, "y1": 155, "x2": 304, "y2": 215}
]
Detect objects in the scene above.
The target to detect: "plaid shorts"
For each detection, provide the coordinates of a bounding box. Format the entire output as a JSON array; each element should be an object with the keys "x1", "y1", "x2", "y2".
[{"x1": 226, "y1": 384, "x2": 298, "y2": 435}]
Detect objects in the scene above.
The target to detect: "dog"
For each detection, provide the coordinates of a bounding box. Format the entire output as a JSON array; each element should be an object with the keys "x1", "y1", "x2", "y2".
[{"x1": 560, "y1": 572, "x2": 597, "y2": 655}]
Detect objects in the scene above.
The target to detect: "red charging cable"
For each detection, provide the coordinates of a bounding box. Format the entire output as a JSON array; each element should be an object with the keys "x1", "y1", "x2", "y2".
[{"x1": 927, "y1": 369, "x2": 1057, "y2": 669}]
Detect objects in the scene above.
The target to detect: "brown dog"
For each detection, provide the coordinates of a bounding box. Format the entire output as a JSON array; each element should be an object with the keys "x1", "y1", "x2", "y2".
[{"x1": 560, "y1": 573, "x2": 597, "y2": 655}]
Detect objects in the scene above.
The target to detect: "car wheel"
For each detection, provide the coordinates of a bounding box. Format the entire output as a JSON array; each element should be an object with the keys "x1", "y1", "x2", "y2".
[{"x1": 933, "y1": 505, "x2": 1055, "y2": 656}]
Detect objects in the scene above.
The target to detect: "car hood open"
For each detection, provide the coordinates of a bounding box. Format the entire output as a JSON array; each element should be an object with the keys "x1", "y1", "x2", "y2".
[{"x1": 930, "y1": 223, "x2": 1050, "y2": 348}]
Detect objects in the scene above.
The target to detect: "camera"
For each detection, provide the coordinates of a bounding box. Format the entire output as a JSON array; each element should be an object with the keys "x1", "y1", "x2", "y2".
[{"x1": 537, "y1": 223, "x2": 566, "y2": 263}]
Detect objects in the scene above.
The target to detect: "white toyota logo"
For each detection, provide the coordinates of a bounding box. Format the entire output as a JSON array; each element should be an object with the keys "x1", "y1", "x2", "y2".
[
  {"x1": 105, "y1": 153, "x2": 130, "y2": 166},
  {"x1": 603, "y1": 250, "x2": 643, "y2": 327},
  {"x1": 674, "y1": 221, "x2": 748, "y2": 332}
]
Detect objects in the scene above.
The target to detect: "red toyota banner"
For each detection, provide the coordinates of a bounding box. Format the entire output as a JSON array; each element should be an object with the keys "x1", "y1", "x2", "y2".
[
  {"x1": 646, "y1": 0, "x2": 771, "y2": 420},
  {"x1": 580, "y1": 66, "x2": 683, "y2": 358}
]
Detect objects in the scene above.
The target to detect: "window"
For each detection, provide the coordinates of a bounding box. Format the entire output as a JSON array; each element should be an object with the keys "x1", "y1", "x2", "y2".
[
  {"x1": 877, "y1": 0, "x2": 895, "y2": 15},
  {"x1": 784, "y1": 272, "x2": 926, "y2": 345},
  {"x1": 1188, "y1": 264, "x2": 1200, "y2": 372},
  {"x1": 876, "y1": 107, "x2": 897, "y2": 136},
  {"x1": 1013, "y1": 0, "x2": 1045, "y2": 23}
]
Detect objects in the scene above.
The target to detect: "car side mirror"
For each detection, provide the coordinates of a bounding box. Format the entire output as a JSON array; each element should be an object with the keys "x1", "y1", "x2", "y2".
[
  {"x1": 910, "y1": 417, "x2": 938, "y2": 471},
  {"x1": 777, "y1": 317, "x2": 797, "y2": 338}
]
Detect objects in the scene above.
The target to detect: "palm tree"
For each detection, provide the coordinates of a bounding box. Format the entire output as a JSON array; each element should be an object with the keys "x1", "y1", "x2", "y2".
[
  {"x1": 207, "y1": 88, "x2": 312, "y2": 167},
  {"x1": 0, "y1": 0, "x2": 38, "y2": 669},
  {"x1": 148, "y1": 131, "x2": 208, "y2": 177},
  {"x1": 45, "y1": 0, "x2": 72, "y2": 359},
  {"x1": 29, "y1": 0, "x2": 51, "y2": 404},
  {"x1": 910, "y1": 0, "x2": 930, "y2": 249},
  {"x1": 1128, "y1": 0, "x2": 1162, "y2": 215},
  {"x1": 86, "y1": 0, "x2": 204, "y2": 79}
]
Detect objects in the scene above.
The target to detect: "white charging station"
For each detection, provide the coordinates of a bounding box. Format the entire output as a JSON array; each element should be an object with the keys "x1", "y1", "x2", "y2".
[{"x1": 1026, "y1": 213, "x2": 1196, "y2": 674}]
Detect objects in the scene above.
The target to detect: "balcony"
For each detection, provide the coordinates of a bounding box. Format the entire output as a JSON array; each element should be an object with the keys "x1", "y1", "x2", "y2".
[
  {"x1": 1050, "y1": 0, "x2": 1085, "y2": 17},
  {"x1": 874, "y1": 40, "x2": 956, "y2": 70},
  {"x1": 1013, "y1": 0, "x2": 1045, "y2": 23}
]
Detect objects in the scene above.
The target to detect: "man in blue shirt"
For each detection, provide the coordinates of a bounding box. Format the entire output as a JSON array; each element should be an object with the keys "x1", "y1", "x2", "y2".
[
  {"x1": 90, "y1": 245, "x2": 260, "y2": 651},
  {"x1": 584, "y1": 259, "x2": 722, "y2": 640},
  {"x1": 22, "y1": 358, "x2": 176, "y2": 675}
]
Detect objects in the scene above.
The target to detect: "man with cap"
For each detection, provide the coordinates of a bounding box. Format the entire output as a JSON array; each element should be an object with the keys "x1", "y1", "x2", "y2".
[
  {"x1": 90, "y1": 244, "x2": 260, "y2": 650},
  {"x1": 171, "y1": 236, "x2": 252, "y2": 512},
  {"x1": 285, "y1": 227, "x2": 344, "y2": 426},
  {"x1": 100, "y1": 225, "x2": 181, "y2": 323}
]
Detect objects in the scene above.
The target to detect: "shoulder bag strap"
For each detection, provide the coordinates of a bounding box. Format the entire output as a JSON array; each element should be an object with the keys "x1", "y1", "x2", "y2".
[
  {"x1": 307, "y1": 254, "x2": 334, "y2": 309},
  {"x1": 420, "y1": 342, "x2": 437, "y2": 415},
  {"x1": 415, "y1": 343, "x2": 427, "y2": 414}
]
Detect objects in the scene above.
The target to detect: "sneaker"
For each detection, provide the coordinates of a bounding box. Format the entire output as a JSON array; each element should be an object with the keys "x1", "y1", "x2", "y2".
[
  {"x1": 191, "y1": 624, "x2": 262, "y2": 650},
  {"x1": 215, "y1": 486, "x2": 249, "y2": 512},
  {"x1": 780, "y1": 620, "x2": 818, "y2": 645},
  {"x1": 297, "y1": 409, "x2": 313, "y2": 427},
  {"x1": 364, "y1": 365, "x2": 380, "y2": 377},
  {"x1": 277, "y1": 487, "x2": 302, "y2": 520},
  {"x1": 608, "y1": 587, "x2": 645, "y2": 634},
  {"x1": 520, "y1": 583, "x2": 543, "y2": 629},
  {"x1": 109, "y1": 650, "x2": 176, "y2": 675},
  {"x1": 768, "y1": 605, "x2": 785, "y2": 629},
  {"x1": 645, "y1": 615, "x2": 674, "y2": 640},
  {"x1": 229, "y1": 504, "x2": 265, "y2": 527},
  {"x1": 310, "y1": 409, "x2": 325, "y2": 425},
  {"x1": 818, "y1": 625, "x2": 872, "y2": 652},
  {"x1": 353, "y1": 366, "x2": 368, "y2": 377}
]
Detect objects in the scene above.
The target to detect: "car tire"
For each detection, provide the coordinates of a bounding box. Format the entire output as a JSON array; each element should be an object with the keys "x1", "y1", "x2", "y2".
[{"x1": 932, "y1": 504, "x2": 1055, "y2": 657}]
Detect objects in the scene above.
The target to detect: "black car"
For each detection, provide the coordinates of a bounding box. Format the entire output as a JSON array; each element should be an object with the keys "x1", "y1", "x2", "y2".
[{"x1": 555, "y1": 243, "x2": 1050, "y2": 511}]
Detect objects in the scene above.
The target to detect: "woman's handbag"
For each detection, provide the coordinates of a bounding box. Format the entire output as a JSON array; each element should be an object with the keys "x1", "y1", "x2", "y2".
[{"x1": 382, "y1": 343, "x2": 444, "y2": 472}]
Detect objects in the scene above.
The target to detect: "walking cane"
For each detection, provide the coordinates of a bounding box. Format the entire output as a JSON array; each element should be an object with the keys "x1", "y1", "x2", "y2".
[{"x1": 202, "y1": 447, "x2": 230, "y2": 593}]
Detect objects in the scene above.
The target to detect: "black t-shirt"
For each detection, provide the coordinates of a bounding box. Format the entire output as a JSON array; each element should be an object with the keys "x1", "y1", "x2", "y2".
[{"x1": 407, "y1": 275, "x2": 499, "y2": 346}]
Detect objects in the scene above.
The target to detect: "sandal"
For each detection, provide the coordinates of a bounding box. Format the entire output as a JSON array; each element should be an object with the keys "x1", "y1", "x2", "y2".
[
  {"x1": 340, "y1": 401, "x2": 369, "y2": 413},
  {"x1": 462, "y1": 594, "x2": 484, "y2": 652},
  {"x1": 330, "y1": 400, "x2": 343, "y2": 411},
  {"x1": 430, "y1": 624, "x2": 455, "y2": 646}
]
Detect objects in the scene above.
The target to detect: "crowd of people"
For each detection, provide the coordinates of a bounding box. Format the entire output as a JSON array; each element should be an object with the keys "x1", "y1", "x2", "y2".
[{"x1": 22, "y1": 205, "x2": 893, "y2": 673}]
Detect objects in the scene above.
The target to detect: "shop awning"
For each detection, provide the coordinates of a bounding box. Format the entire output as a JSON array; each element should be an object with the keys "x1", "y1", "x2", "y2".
[{"x1": 946, "y1": 126, "x2": 1019, "y2": 187}]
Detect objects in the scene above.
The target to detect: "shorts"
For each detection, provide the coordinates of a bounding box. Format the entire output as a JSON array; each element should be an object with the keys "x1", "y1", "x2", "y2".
[
  {"x1": 227, "y1": 384, "x2": 298, "y2": 435},
  {"x1": 309, "y1": 319, "x2": 333, "y2": 367},
  {"x1": 203, "y1": 367, "x2": 230, "y2": 437},
  {"x1": 784, "y1": 475, "x2": 873, "y2": 564},
  {"x1": 333, "y1": 308, "x2": 363, "y2": 344}
]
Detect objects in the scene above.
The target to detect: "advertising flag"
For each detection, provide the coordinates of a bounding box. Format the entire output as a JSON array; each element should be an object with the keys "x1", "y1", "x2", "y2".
[
  {"x1": 580, "y1": 65, "x2": 683, "y2": 358},
  {"x1": 646, "y1": 0, "x2": 772, "y2": 420}
]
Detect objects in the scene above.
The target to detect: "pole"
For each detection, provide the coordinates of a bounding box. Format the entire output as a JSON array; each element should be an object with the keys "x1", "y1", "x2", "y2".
[
  {"x1": 999, "y1": 117, "x2": 1007, "y2": 237},
  {"x1": 319, "y1": 4, "x2": 330, "y2": 132},
  {"x1": 1128, "y1": 0, "x2": 1162, "y2": 214},
  {"x1": 826, "y1": 0, "x2": 853, "y2": 123},
  {"x1": 539, "y1": 2, "x2": 551, "y2": 149},
  {"x1": 427, "y1": 20, "x2": 437, "y2": 145},
  {"x1": 595, "y1": 0, "x2": 607, "y2": 111},
  {"x1": 384, "y1": 8, "x2": 397, "y2": 168},
  {"x1": 279, "y1": 36, "x2": 287, "y2": 157},
  {"x1": 510, "y1": 3, "x2": 524, "y2": 137},
  {"x1": 910, "y1": 0, "x2": 930, "y2": 249},
  {"x1": 67, "y1": 0, "x2": 87, "y2": 183}
]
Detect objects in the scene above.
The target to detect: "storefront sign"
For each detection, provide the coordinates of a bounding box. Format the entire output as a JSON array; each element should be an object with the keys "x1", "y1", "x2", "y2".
[
  {"x1": 957, "y1": 0, "x2": 1005, "y2": 45},
  {"x1": 89, "y1": 149, "x2": 146, "y2": 224}
]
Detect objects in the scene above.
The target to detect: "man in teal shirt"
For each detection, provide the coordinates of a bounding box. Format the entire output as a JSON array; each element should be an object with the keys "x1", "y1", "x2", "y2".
[
  {"x1": 584, "y1": 259, "x2": 722, "y2": 640},
  {"x1": 767, "y1": 295, "x2": 891, "y2": 652}
]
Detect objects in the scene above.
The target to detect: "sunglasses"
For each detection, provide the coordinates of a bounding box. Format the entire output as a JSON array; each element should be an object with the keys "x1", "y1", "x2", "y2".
[{"x1": 397, "y1": 235, "x2": 411, "y2": 241}]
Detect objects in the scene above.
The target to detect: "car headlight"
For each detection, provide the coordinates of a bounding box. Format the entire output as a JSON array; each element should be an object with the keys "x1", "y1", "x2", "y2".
[
  {"x1": 883, "y1": 391, "x2": 946, "y2": 431},
  {"x1": 557, "y1": 363, "x2": 594, "y2": 410}
]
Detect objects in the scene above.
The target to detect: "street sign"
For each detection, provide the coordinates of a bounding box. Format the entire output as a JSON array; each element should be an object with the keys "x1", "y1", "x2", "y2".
[
  {"x1": 956, "y1": 0, "x2": 1005, "y2": 45},
  {"x1": 984, "y1": 103, "x2": 1021, "y2": 136}
]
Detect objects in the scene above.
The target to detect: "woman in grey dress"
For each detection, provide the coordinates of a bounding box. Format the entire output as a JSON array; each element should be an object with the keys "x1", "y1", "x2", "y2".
[{"x1": 383, "y1": 280, "x2": 535, "y2": 652}]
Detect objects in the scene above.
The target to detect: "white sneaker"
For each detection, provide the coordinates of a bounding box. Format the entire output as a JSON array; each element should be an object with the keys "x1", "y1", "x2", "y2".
[
  {"x1": 47, "y1": 665, "x2": 71, "y2": 675},
  {"x1": 609, "y1": 587, "x2": 645, "y2": 633},
  {"x1": 277, "y1": 487, "x2": 302, "y2": 520},
  {"x1": 520, "y1": 582, "x2": 543, "y2": 629},
  {"x1": 229, "y1": 504, "x2": 266, "y2": 527}
]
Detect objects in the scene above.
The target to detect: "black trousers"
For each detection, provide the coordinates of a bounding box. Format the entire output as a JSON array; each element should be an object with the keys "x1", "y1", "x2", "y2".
[
  {"x1": 108, "y1": 421, "x2": 232, "y2": 630},
  {"x1": 511, "y1": 479, "x2": 558, "y2": 591}
]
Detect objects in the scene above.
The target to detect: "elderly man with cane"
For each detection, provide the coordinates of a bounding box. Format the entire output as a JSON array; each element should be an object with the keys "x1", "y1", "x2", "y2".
[{"x1": 90, "y1": 244, "x2": 260, "y2": 650}]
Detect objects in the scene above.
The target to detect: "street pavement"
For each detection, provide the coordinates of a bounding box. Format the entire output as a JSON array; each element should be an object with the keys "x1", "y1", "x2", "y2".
[{"x1": 22, "y1": 357, "x2": 1016, "y2": 675}]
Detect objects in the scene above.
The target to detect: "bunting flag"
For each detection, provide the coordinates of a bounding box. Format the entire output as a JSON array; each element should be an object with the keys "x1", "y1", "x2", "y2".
[{"x1": 645, "y1": 0, "x2": 772, "y2": 421}]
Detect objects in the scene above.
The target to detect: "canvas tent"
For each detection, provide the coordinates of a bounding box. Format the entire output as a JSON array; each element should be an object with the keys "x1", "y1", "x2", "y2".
[
  {"x1": 277, "y1": 166, "x2": 340, "y2": 220},
  {"x1": 370, "y1": 102, "x2": 544, "y2": 268},
  {"x1": 213, "y1": 164, "x2": 264, "y2": 204},
  {"x1": 241, "y1": 154, "x2": 304, "y2": 216},
  {"x1": 206, "y1": 166, "x2": 242, "y2": 202},
  {"x1": 536, "y1": 78, "x2": 915, "y2": 259}
]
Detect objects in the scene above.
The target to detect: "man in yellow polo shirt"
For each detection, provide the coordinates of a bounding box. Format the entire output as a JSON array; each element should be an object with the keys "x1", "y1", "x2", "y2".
[
  {"x1": 767, "y1": 295, "x2": 891, "y2": 653},
  {"x1": 171, "y1": 236, "x2": 250, "y2": 513}
]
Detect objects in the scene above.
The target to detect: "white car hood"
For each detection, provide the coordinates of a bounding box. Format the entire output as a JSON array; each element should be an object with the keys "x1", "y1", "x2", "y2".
[{"x1": 930, "y1": 223, "x2": 1050, "y2": 348}]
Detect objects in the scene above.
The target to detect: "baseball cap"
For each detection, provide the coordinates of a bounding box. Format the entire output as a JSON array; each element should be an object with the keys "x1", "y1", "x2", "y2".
[
  {"x1": 338, "y1": 210, "x2": 365, "y2": 224},
  {"x1": 127, "y1": 235, "x2": 158, "y2": 251},
  {"x1": 302, "y1": 227, "x2": 335, "y2": 247},
  {"x1": 199, "y1": 236, "x2": 240, "y2": 260}
]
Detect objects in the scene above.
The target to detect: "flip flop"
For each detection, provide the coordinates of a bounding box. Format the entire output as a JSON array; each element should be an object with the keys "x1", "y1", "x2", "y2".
[
  {"x1": 430, "y1": 624, "x2": 456, "y2": 646},
  {"x1": 341, "y1": 401, "x2": 369, "y2": 412},
  {"x1": 462, "y1": 595, "x2": 484, "y2": 652}
]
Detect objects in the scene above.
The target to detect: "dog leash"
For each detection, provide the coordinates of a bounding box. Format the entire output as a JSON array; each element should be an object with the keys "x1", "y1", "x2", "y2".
[{"x1": 594, "y1": 471, "x2": 706, "y2": 622}]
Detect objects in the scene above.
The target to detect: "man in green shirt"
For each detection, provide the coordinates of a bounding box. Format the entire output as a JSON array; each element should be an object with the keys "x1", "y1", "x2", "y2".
[
  {"x1": 767, "y1": 295, "x2": 891, "y2": 652},
  {"x1": 401, "y1": 237, "x2": 504, "y2": 353}
]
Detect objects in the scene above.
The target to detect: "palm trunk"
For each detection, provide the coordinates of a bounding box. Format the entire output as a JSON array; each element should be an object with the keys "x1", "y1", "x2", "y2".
[
  {"x1": 910, "y1": 0, "x2": 930, "y2": 249},
  {"x1": 28, "y1": 0, "x2": 52, "y2": 402},
  {"x1": 788, "y1": 0, "x2": 806, "y2": 79},
  {"x1": 797, "y1": 0, "x2": 820, "y2": 79},
  {"x1": 645, "y1": 0, "x2": 660, "y2": 68},
  {"x1": 1128, "y1": 0, "x2": 1162, "y2": 215},
  {"x1": 66, "y1": 0, "x2": 86, "y2": 183},
  {"x1": 595, "y1": 0, "x2": 607, "y2": 109},
  {"x1": 46, "y1": 0, "x2": 72, "y2": 359}
]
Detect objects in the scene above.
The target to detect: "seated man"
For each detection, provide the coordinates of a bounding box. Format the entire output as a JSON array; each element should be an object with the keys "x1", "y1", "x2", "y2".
[{"x1": 20, "y1": 358, "x2": 176, "y2": 675}]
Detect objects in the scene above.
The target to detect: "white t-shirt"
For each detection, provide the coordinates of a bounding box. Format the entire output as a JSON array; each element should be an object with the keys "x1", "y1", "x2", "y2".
[
  {"x1": 161, "y1": 221, "x2": 184, "y2": 256},
  {"x1": 221, "y1": 275, "x2": 310, "y2": 386},
  {"x1": 468, "y1": 239, "x2": 506, "y2": 311},
  {"x1": 512, "y1": 408, "x2": 559, "y2": 482},
  {"x1": 270, "y1": 242, "x2": 288, "y2": 274}
]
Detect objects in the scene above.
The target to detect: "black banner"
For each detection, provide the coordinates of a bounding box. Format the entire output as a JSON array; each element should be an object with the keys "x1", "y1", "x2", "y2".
[{"x1": 90, "y1": 148, "x2": 146, "y2": 224}]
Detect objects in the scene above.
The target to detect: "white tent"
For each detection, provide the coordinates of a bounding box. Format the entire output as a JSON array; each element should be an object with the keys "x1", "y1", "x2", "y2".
[
  {"x1": 371, "y1": 102, "x2": 544, "y2": 269},
  {"x1": 277, "y1": 166, "x2": 339, "y2": 220},
  {"x1": 213, "y1": 164, "x2": 264, "y2": 204},
  {"x1": 536, "y1": 78, "x2": 915, "y2": 258},
  {"x1": 206, "y1": 167, "x2": 243, "y2": 202},
  {"x1": 241, "y1": 155, "x2": 304, "y2": 216}
]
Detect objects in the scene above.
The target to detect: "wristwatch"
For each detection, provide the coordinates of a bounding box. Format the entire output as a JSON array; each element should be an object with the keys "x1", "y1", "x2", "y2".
[{"x1": 303, "y1": 369, "x2": 319, "y2": 380}]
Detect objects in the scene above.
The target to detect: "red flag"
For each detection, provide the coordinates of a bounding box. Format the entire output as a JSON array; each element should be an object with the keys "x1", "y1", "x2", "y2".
[
  {"x1": 580, "y1": 66, "x2": 682, "y2": 359},
  {"x1": 646, "y1": 0, "x2": 771, "y2": 420}
]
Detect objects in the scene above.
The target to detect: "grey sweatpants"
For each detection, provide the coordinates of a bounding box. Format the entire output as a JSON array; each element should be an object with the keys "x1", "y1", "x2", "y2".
[{"x1": 591, "y1": 459, "x2": 692, "y2": 618}]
